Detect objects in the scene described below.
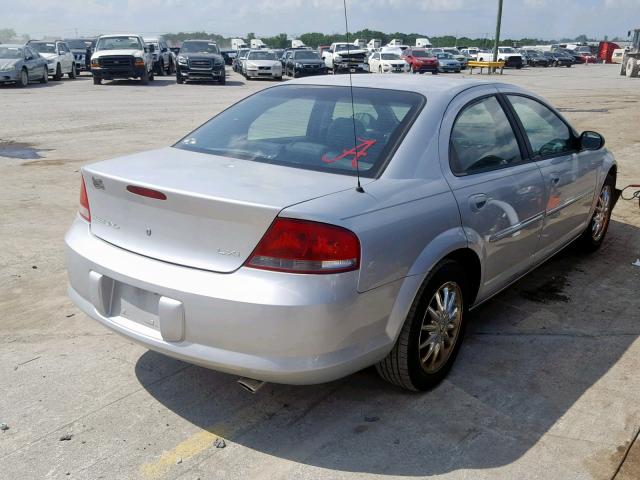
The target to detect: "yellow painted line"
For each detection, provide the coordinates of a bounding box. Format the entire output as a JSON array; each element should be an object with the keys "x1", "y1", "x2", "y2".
[
  {"x1": 139, "y1": 391, "x2": 289, "y2": 480},
  {"x1": 140, "y1": 424, "x2": 230, "y2": 479}
]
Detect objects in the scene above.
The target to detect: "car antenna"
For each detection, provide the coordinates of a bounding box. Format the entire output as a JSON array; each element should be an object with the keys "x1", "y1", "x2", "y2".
[{"x1": 343, "y1": 0, "x2": 365, "y2": 193}]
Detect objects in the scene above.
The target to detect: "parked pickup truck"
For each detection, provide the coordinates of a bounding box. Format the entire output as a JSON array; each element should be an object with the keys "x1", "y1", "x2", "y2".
[
  {"x1": 322, "y1": 43, "x2": 369, "y2": 73},
  {"x1": 476, "y1": 47, "x2": 523, "y2": 69},
  {"x1": 90, "y1": 34, "x2": 155, "y2": 85}
]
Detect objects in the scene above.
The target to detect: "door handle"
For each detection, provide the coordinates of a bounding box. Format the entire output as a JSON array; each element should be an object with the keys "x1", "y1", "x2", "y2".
[
  {"x1": 551, "y1": 176, "x2": 561, "y2": 186},
  {"x1": 469, "y1": 194, "x2": 488, "y2": 212}
]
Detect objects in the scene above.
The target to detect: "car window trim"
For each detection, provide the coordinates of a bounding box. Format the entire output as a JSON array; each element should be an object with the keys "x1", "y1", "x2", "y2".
[
  {"x1": 448, "y1": 93, "x2": 533, "y2": 177},
  {"x1": 501, "y1": 92, "x2": 580, "y2": 161}
]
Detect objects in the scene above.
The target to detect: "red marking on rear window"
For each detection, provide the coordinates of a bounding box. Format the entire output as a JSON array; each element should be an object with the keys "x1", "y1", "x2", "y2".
[
  {"x1": 126, "y1": 185, "x2": 167, "y2": 200},
  {"x1": 322, "y1": 138, "x2": 377, "y2": 169}
]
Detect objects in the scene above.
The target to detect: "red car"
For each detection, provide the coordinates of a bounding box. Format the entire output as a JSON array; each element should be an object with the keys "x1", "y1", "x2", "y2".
[
  {"x1": 402, "y1": 48, "x2": 439, "y2": 74},
  {"x1": 578, "y1": 53, "x2": 598, "y2": 64}
]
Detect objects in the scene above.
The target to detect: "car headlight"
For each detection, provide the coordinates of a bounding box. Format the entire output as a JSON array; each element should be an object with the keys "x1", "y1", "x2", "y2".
[
  {"x1": 177, "y1": 56, "x2": 187, "y2": 65},
  {"x1": 295, "y1": 62, "x2": 303, "y2": 68},
  {"x1": 0, "y1": 64, "x2": 16, "y2": 72},
  {"x1": 247, "y1": 63, "x2": 257, "y2": 69},
  {"x1": 334, "y1": 55, "x2": 342, "y2": 62},
  {"x1": 134, "y1": 57, "x2": 144, "y2": 66},
  {"x1": 47, "y1": 59, "x2": 56, "y2": 65}
]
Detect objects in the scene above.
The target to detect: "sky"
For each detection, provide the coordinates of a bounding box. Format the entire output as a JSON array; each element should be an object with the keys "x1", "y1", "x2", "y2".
[{"x1": 1, "y1": 0, "x2": 638, "y2": 41}]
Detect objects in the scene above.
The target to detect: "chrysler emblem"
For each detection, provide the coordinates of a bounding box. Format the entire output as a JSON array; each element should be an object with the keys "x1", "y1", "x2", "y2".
[{"x1": 146, "y1": 229, "x2": 152, "y2": 236}]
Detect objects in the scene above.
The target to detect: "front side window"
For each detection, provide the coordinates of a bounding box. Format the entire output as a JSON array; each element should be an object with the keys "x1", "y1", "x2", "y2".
[
  {"x1": 508, "y1": 95, "x2": 574, "y2": 157},
  {"x1": 176, "y1": 85, "x2": 424, "y2": 177},
  {"x1": 450, "y1": 96, "x2": 522, "y2": 175}
]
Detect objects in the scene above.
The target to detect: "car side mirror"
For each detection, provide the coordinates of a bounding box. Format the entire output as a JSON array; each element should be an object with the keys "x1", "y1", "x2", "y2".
[
  {"x1": 580, "y1": 131, "x2": 605, "y2": 151},
  {"x1": 149, "y1": 44, "x2": 155, "y2": 53},
  {"x1": 161, "y1": 47, "x2": 167, "y2": 53}
]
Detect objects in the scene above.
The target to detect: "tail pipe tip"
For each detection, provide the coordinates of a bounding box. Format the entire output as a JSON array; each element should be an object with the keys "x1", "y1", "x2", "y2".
[{"x1": 237, "y1": 377, "x2": 267, "y2": 394}]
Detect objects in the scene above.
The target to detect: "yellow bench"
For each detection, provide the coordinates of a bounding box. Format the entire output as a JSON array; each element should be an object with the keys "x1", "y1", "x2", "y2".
[{"x1": 467, "y1": 61, "x2": 505, "y2": 75}]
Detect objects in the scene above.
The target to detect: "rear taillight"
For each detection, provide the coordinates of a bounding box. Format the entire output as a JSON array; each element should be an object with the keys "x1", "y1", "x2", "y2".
[
  {"x1": 246, "y1": 218, "x2": 360, "y2": 274},
  {"x1": 79, "y1": 176, "x2": 91, "y2": 222}
]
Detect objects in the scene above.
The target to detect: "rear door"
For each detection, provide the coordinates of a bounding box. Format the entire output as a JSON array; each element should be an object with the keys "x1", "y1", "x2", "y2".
[
  {"x1": 504, "y1": 94, "x2": 598, "y2": 259},
  {"x1": 440, "y1": 86, "x2": 546, "y2": 299}
]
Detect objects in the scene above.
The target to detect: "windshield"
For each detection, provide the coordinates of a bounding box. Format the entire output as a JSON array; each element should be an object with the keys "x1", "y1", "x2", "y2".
[
  {"x1": 499, "y1": 47, "x2": 516, "y2": 53},
  {"x1": 96, "y1": 36, "x2": 142, "y2": 51},
  {"x1": 444, "y1": 48, "x2": 460, "y2": 54},
  {"x1": 181, "y1": 41, "x2": 220, "y2": 54},
  {"x1": 294, "y1": 51, "x2": 320, "y2": 60},
  {"x1": 30, "y1": 43, "x2": 56, "y2": 54},
  {"x1": 0, "y1": 46, "x2": 23, "y2": 59},
  {"x1": 436, "y1": 53, "x2": 452, "y2": 59},
  {"x1": 65, "y1": 39, "x2": 92, "y2": 49},
  {"x1": 381, "y1": 53, "x2": 401, "y2": 60},
  {"x1": 410, "y1": 50, "x2": 430, "y2": 58},
  {"x1": 335, "y1": 44, "x2": 355, "y2": 52},
  {"x1": 175, "y1": 85, "x2": 424, "y2": 178},
  {"x1": 247, "y1": 51, "x2": 276, "y2": 60}
]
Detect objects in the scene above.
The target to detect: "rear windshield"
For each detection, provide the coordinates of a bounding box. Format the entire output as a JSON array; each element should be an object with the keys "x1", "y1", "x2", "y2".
[{"x1": 176, "y1": 85, "x2": 424, "y2": 177}]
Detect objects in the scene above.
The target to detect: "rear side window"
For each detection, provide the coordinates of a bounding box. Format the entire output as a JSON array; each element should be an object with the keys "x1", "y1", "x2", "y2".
[
  {"x1": 450, "y1": 96, "x2": 522, "y2": 175},
  {"x1": 176, "y1": 85, "x2": 424, "y2": 177},
  {"x1": 508, "y1": 95, "x2": 574, "y2": 157}
]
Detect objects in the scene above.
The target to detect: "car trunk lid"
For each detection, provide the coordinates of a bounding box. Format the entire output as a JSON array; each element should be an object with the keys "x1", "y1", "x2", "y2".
[{"x1": 83, "y1": 147, "x2": 360, "y2": 273}]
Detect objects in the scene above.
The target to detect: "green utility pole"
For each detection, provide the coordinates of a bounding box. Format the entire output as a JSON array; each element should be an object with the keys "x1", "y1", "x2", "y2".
[{"x1": 492, "y1": 0, "x2": 504, "y2": 63}]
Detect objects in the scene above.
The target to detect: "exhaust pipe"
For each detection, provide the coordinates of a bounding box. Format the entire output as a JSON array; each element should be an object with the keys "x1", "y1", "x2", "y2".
[{"x1": 237, "y1": 377, "x2": 266, "y2": 394}]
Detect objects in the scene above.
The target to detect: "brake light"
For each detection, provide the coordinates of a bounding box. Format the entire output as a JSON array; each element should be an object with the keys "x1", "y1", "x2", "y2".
[
  {"x1": 246, "y1": 218, "x2": 360, "y2": 274},
  {"x1": 79, "y1": 176, "x2": 91, "y2": 222},
  {"x1": 126, "y1": 185, "x2": 167, "y2": 200}
]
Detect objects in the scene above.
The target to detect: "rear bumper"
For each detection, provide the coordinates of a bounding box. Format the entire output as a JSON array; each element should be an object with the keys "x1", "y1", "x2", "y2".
[{"x1": 65, "y1": 217, "x2": 399, "y2": 384}]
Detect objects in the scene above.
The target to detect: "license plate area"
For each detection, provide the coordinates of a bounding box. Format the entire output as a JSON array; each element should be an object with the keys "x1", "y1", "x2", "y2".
[{"x1": 112, "y1": 281, "x2": 161, "y2": 332}]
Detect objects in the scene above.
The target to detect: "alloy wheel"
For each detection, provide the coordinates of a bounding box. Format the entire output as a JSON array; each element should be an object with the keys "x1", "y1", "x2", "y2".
[
  {"x1": 418, "y1": 281, "x2": 463, "y2": 374},
  {"x1": 592, "y1": 185, "x2": 612, "y2": 242}
]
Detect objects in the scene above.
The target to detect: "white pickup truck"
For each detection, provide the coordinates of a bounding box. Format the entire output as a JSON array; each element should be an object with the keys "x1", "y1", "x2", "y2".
[
  {"x1": 90, "y1": 34, "x2": 155, "y2": 85},
  {"x1": 322, "y1": 42, "x2": 369, "y2": 73},
  {"x1": 476, "y1": 47, "x2": 523, "y2": 69}
]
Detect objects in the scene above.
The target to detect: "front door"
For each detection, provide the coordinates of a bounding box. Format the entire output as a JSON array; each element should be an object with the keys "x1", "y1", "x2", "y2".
[
  {"x1": 440, "y1": 88, "x2": 546, "y2": 301},
  {"x1": 504, "y1": 94, "x2": 599, "y2": 259}
]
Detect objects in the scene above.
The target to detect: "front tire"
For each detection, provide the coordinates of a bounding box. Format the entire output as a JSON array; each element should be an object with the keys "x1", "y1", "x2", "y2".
[
  {"x1": 17, "y1": 68, "x2": 28, "y2": 88},
  {"x1": 219, "y1": 73, "x2": 226, "y2": 85},
  {"x1": 53, "y1": 63, "x2": 62, "y2": 80},
  {"x1": 376, "y1": 259, "x2": 469, "y2": 391},
  {"x1": 40, "y1": 66, "x2": 48, "y2": 84},
  {"x1": 69, "y1": 64, "x2": 76, "y2": 79},
  {"x1": 577, "y1": 175, "x2": 614, "y2": 252},
  {"x1": 626, "y1": 57, "x2": 639, "y2": 78},
  {"x1": 93, "y1": 75, "x2": 102, "y2": 85},
  {"x1": 140, "y1": 69, "x2": 149, "y2": 85}
]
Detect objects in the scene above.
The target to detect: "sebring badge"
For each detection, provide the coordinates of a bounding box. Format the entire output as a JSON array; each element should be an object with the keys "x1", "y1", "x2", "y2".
[{"x1": 217, "y1": 248, "x2": 240, "y2": 257}]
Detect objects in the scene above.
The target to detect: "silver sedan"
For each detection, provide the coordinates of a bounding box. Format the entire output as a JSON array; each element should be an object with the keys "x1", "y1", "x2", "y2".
[{"x1": 66, "y1": 76, "x2": 616, "y2": 391}]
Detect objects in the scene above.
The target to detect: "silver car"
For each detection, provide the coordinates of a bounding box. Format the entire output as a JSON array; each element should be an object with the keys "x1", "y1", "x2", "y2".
[
  {"x1": 66, "y1": 76, "x2": 616, "y2": 391},
  {"x1": 0, "y1": 44, "x2": 48, "y2": 87}
]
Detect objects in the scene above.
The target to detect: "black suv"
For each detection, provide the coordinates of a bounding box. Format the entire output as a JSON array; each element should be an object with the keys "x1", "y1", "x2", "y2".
[
  {"x1": 176, "y1": 40, "x2": 226, "y2": 84},
  {"x1": 63, "y1": 38, "x2": 96, "y2": 74},
  {"x1": 283, "y1": 49, "x2": 327, "y2": 77}
]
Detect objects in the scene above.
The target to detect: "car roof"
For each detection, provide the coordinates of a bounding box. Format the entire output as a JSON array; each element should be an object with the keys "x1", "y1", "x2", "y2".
[
  {"x1": 184, "y1": 39, "x2": 217, "y2": 43},
  {"x1": 288, "y1": 75, "x2": 502, "y2": 98},
  {"x1": 99, "y1": 34, "x2": 141, "y2": 38}
]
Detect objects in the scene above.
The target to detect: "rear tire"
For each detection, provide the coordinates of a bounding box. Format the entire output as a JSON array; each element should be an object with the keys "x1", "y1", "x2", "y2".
[
  {"x1": 376, "y1": 259, "x2": 469, "y2": 391},
  {"x1": 93, "y1": 75, "x2": 102, "y2": 85},
  {"x1": 577, "y1": 174, "x2": 615, "y2": 252}
]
